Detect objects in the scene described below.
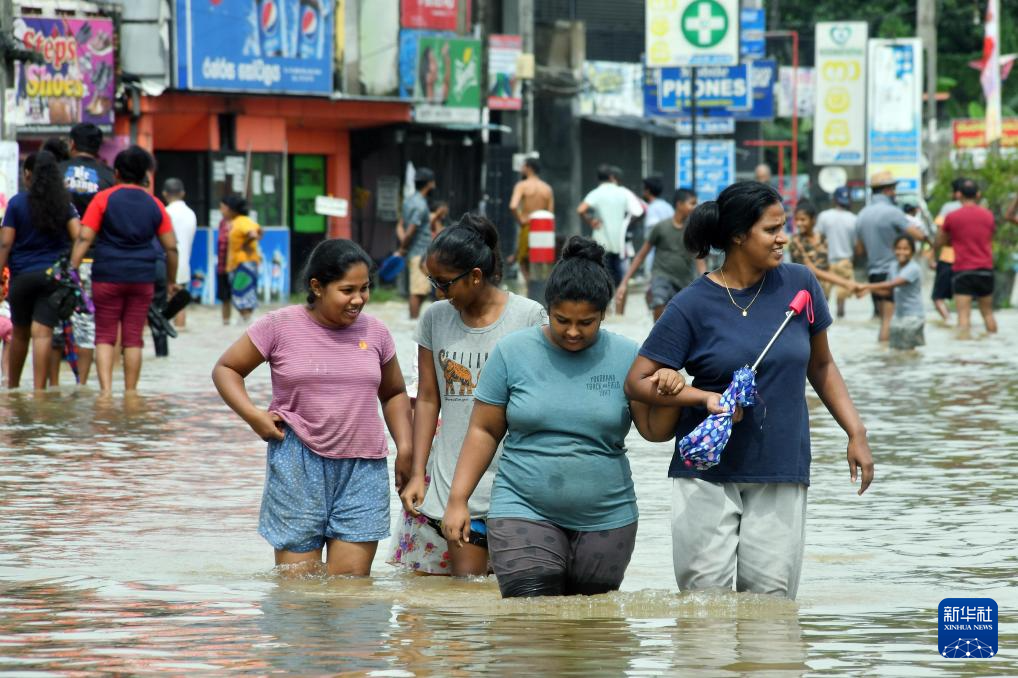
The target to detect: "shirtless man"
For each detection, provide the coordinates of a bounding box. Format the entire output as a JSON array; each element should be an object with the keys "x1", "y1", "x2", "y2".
[{"x1": 508, "y1": 157, "x2": 554, "y2": 282}]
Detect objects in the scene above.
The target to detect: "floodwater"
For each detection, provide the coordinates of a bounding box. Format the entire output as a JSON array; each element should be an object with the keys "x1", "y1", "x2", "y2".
[{"x1": 1, "y1": 292, "x2": 1016, "y2": 676}]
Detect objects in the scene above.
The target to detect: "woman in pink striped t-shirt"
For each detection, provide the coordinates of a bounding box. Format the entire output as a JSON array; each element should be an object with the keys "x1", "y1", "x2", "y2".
[{"x1": 212, "y1": 239, "x2": 413, "y2": 577}]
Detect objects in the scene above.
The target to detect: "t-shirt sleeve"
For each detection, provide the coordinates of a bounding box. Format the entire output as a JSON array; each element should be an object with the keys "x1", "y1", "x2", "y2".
[
  {"x1": 413, "y1": 303, "x2": 434, "y2": 350},
  {"x1": 899, "y1": 261, "x2": 921, "y2": 286},
  {"x1": 67, "y1": 203, "x2": 79, "y2": 220},
  {"x1": 0, "y1": 196, "x2": 18, "y2": 228},
  {"x1": 530, "y1": 303, "x2": 549, "y2": 326},
  {"x1": 804, "y1": 268, "x2": 833, "y2": 336},
  {"x1": 647, "y1": 222, "x2": 662, "y2": 247},
  {"x1": 474, "y1": 343, "x2": 510, "y2": 406},
  {"x1": 155, "y1": 199, "x2": 174, "y2": 236},
  {"x1": 81, "y1": 190, "x2": 109, "y2": 231},
  {"x1": 246, "y1": 312, "x2": 277, "y2": 360},
  {"x1": 639, "y1": 299, "x2": 693, "y2": 369},
  {"x1": 377, "y1": 323, "x2": 397, "y2": 365},
  {"x1": 891, "y1": 210, "x2": 909, "y2": 234}
]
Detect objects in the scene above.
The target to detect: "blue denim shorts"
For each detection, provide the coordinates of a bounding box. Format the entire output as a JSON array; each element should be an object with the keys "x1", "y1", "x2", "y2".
[{"x1": 258, "y1": 428, "x2": 390, "y2": 553}]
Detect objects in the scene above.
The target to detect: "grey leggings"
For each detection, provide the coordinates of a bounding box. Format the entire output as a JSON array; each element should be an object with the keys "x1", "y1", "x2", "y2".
[{"x1": 487, "y1": 518, "x2": 637, "y2": 598}]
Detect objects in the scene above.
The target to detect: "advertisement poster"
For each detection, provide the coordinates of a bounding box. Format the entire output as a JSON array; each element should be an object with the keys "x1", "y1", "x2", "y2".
[
  {"x1": 175, "y1": 0, "x2": 334, "y2": 95},
  {"x1": 776, "y1": 66, "x2": 815, "y2": 117},
  {"x1": 676, "y1": 139, "x2": 735, "y2": 200},
  {"x1": 413, "y1": 36, "x2": 480, "y2": 124},
  {"x1": 401, "y1": 0, "x2": 468, "y2": 31},
  {"x1": 0, "y1": 142, "x2": 18, "y2": 220},
  {"x1": 740, "y1": 7, "x2": 765, "y2": 60},
  {"x1": 867, "y1": 39, "x2": 922, "y2": 195},
  {"x1": 579, "y1": 61, "x2": 643, "y2": 117},
  {"x1": 646, "y1": 0, "x2": 739, "y2": 68},
  {"x1": 733, "y1": 59, "x2": 776, "y2": 120},
  {"x1": 813, "y1": 22, "x2": 867, "y2": 166},
  {"x1": 488, "y1": 34, "x2": 521, "y2": 110},
  {"x1": 11, "y1": 17, "x2": 114, "y2": 132}
]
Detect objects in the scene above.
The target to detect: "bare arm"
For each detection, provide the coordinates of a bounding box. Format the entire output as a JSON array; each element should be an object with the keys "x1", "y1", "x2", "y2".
[
  {"x1": 211, "y1": 333, "x2": 284, "y2": 441},
  {"x1": 806, "y1": 330, "x2": 873, "y2": 495},
  {"x1": 629, "y1": 398, "x2": 683, "y2": 443},
  {"x1": 509, "y1": 182, "x2": 524, "y2": 225},
  {"x1": 66, "y1": 217, "x2": 81, "y2": 243},
  {"x1": 442, "y1": 401, "x2": 507, "y2": 545},
  {"x1": 618, "y1": 241, "x2": 653, "y2": 290},
  {"x1": 400, "y1": 346, "x2": 441, "y2": 513},
  {"x1": 70, "y1": 227, "x2": 97, "y2": 269},
  {"x1": 860, "y1": 276, "x2": 907, "y2": 294},
  {"x1": 378, "y1": 355, "x2": 414, "y2": 491},
  {"x1": 157, "y1": 229, "x2": 179, "y2": 291},
  {"x1": 0, "y1": 227, "x2": 14, "y2": 273}
]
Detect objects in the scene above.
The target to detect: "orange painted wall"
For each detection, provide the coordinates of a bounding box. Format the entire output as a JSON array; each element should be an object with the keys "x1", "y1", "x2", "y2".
[{"x1": 236, "y1": 116, "x2": 286, "y2": 152}]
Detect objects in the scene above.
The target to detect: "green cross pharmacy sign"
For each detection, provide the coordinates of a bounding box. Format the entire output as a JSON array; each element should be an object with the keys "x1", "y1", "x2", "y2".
[{"x1": 646, "y1": 0, "x2": 739, "y2": 68}]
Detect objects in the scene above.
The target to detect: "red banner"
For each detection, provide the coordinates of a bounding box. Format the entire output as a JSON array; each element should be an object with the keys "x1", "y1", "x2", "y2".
[
  {"x1": 401, "y1": 0, "x2": 469, "y2": 31},
  {"x1": 952, "y1": 118, "x2": 1018, "y2": 148}
]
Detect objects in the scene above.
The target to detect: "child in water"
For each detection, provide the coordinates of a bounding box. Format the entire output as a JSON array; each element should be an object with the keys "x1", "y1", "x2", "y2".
[{"x1": 860, "y1": 236, "x2": 924, "y2": 350}]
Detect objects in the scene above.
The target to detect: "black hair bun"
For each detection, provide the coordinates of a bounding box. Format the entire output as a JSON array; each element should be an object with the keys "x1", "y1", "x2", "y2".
[
  {"x1": 456, "y1": 212, "x2": 499, "y2": 251},
  {"x1": 560, "y1": 236, "x2": 605, "y2": 265}
]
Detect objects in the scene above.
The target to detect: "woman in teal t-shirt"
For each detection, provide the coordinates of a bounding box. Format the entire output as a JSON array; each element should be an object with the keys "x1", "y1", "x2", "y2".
[{"x1": 442, "y1": 237, "x2": 683, "y2": 598}]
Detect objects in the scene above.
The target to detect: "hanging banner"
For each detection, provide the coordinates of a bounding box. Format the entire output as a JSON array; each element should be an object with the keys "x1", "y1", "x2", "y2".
[
  {"x1": 401, "y1": 0, "x2": 469, "y2": 31},
  {"x1": 579, "y1": 61, "x2": 643, "y2": 117},
  {"x1": 488, "y1": 34, "x2": 522, "y2": 110},
  {"x1": 413, "y1": 36, "x2": 481, "y2": 123},
  {"x1": 646, "y1": 0, "x2": 739, "y2": 68},
  {"x1": 676, "y1": 139, "x2": 735, "y2": 200},
  {"x1": 175, "y1": 0, "x2": 334, "y2": 95},
  {"x1": 657, "y1": 65, "x2": 751, "y2": 111},
  {"x1": 10, "y1": 17, "x2": 115, "y2": 132},
  {"x1": 813, "y1": 22, "x2": 867, "y2": 166},
  {"x1": 867, "y1": 39, "x2": 923, "y2": 195}
]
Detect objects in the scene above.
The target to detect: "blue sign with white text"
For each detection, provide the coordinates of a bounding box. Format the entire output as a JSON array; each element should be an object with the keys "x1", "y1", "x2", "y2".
[
  {"x1": 175, "y1": 0, "x2": 334, "y2": 95},
  {"x1": 658, "y1": 65, "x2": 751, "y2": 111},
  {"x1": 733, "y1": 59, "x2": 776, "y2": 121},
  {"x1": 676, "y1": 139, "x2": 735, "y2": 200},
  {"x1": 939, "y1": 598, "x2": 997, "y2": 659},
  {"x1": 741, "y1": 8, "x2": 766, "y2": 60}
]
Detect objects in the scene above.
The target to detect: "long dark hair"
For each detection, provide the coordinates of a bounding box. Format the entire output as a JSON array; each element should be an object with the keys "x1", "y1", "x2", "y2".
[
  {"x1": 26, "y1": 150, "x2": 72, "y2": 238},
  {"x1": 427, "y1": 212, "x2": 502, "y2": 284},
  {"x1": 685, "y1": 181, "x2": 783, "y2": 258}
]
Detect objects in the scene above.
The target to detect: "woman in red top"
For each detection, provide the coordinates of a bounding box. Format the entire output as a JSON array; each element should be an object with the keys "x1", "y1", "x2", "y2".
[{"x1": 69, "y1": 146, "x2": 179, "y2": 394}]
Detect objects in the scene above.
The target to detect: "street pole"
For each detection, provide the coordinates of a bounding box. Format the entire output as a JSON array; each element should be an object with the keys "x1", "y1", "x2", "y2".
[
  {"x1": 690, "y1": 67, "x2": 697, "y2": 193},
  {"x1": 0, "y1": 0, "x2": 12, "y2": 141},
  {"x1": 520, "y1": 0, "x2": 534, "y2": 154},
  {"x1": 917, "y1": 0, "x2": 937, "y2": 179}
]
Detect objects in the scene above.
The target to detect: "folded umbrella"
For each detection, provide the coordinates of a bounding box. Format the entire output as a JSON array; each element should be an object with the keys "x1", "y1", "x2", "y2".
[
  {"x1": 162, "y1": 288, "x2": 192, "y2": 320},
  {"x1": 147, "y1": 304, "x2": 178, "y2": 339},
  {"x1": 678, "y1": 290, "x2": 813, "y2": 471}
]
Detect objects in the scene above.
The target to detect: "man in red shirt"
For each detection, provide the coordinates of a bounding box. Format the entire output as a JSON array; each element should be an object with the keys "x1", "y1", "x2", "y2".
[{"x1": 937, "y1": 179, "x2": 998, "y2": 335}]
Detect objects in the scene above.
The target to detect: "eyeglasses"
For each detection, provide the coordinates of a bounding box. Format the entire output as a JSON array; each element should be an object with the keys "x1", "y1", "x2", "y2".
[{"x1": 427, "y1": 270, "x2": 470, "y2": 292}]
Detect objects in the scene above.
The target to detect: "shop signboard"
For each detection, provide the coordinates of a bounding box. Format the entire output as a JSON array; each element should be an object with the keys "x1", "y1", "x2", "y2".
[
  {"x1": 867, "y1": 39, "x2": 922, "y2": 195},
  {"x1": 813, "y1": 22, "x2": 867, "y2": 166},
  {"x1": 10, "y1": 17, "x2": 115, "y2": 132},
  {"x1": 676, "y1": 139, "x2": 734, "y2": 200},
  {"x1": 732, "y1": 58, "x2": 775, "y2": 120},
  {"x1": 646, "y1": 0, "x2": 739, "y2": 68},
  {"x1": 579, "y1": 61, "x2": 643, "y2": 117},
  {"x1": 952, "y1": 118, "x2": 1018, "y2": 148},
  {"x1": 657, "y1": 64, "x2": 751, "y2": 111},
  {"x1": 175, "y1": 0, "x2": 334, "y2": 95},
  {"x1": 412, "y1": 36, "x2": 481, "y2": 124},
  {"x1": 740, "y1": 7, "x2": 765, "y2": 60},
  {"x1": 401, "y1": 0, "x2": 468, "y2": 31},
  {"x1": 488, "y1": 34, "x2": 522, "y2": 110}
]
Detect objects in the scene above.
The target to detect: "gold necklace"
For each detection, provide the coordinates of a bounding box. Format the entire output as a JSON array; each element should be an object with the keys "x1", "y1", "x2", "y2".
[{"x1": 718, "y1": 267, "x2": 765, "y2": 317}]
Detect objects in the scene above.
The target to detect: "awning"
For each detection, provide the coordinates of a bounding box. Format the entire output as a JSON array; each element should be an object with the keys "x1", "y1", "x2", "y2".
[{"x1": 581, "y1": 114, "x2": 682, "y2": 138}]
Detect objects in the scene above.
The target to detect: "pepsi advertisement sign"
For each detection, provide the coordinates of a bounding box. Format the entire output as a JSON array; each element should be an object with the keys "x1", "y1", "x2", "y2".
[{"x1": 175, "y1": 0, "x2": 333, "y2": 95}]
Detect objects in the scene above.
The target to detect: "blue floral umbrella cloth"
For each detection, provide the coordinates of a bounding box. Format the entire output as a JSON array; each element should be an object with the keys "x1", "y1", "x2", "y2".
[{"x1": 677, "y1": 366, "x2": 758, "y2": 470}]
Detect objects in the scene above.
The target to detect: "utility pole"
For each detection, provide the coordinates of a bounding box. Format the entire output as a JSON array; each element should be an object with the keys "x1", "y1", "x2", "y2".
[
  {"x1": 917, "y1": 0, "x2": 937, "y2": 177},
  {"x1": 0, "y1": 0, "x2": 13, "y2": 141},
  {"x1": 519, "y1": 0, "x2": 534, "y2": 153}
]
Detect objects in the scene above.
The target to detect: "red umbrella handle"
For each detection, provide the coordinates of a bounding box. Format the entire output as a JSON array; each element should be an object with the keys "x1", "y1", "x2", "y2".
[{"x1": 789, "y1": 289, "x2": 813, "y2": 322}]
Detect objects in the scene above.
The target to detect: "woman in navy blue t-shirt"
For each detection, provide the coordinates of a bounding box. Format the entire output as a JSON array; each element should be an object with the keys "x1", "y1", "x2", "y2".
[
  {"x1": 0, "y1": 150, "x2": 80, "y2": 390},
  {"x1": 625, "y1": 181, "x2": 874, "y2": 599}
]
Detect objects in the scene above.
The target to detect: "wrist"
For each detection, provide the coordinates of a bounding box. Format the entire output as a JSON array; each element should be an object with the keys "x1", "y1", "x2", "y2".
[{"x1": 847, "y1": 425, "x2": 868, "y2": 441}]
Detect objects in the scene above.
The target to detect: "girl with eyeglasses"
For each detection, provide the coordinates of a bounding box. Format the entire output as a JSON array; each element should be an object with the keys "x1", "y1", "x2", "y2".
[{"x1": 391, "y1": 214, "x2": 547, "y2": 577}]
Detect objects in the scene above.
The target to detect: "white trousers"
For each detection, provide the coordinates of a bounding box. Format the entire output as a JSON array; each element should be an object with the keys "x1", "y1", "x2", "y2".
[{"x1": 671, "y1": 478, "x2": 808, "y2": 599}]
